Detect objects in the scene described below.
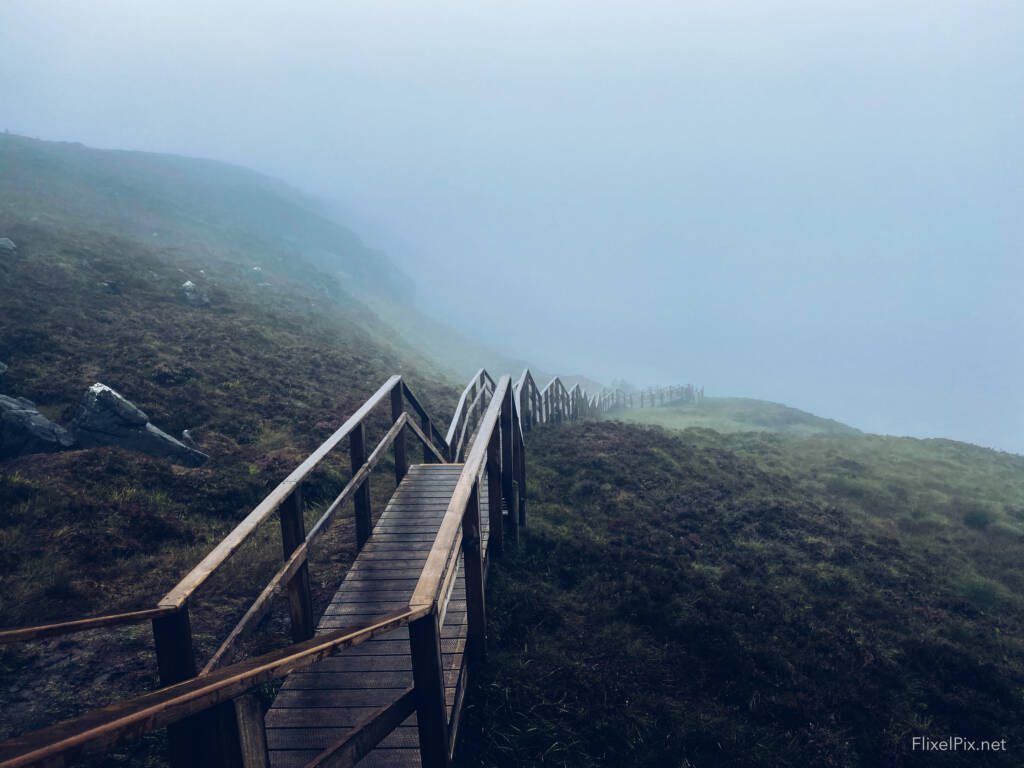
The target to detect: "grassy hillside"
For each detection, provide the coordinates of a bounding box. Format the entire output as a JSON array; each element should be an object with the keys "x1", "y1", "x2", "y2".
[
  {"x1": 458, "y1": 422, "x2": 1024, "y2": 767},
  {"x1": 0, "y1": 136, "x2": 462, "y2": 749},
  {"x1": 0, "y1": 133, "x2": 413, "y2": 302},
  {"x1": 610, "y1": 396, "x2": 861, "y2": 436}
]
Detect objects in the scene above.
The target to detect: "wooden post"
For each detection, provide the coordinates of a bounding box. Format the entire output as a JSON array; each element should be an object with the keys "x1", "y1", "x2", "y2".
[
  {"x1": 280, "y1": 485, "x2": 314, "y2": 642},
  {"x1": 351, "y1": 422, "x2": 372, "y2": 549},
  {"x1": 517, "y1": 430, "x2": 527, "y2": 528},
  {"x1": 500, "y1": 389, "x2": 514, "y2": 520},
  {"x1": 487, "y1": 432, "x2": 504, "y2": 557},
  {"x1": 409, "y1": 611, "x2": 450, "y2": 768},
  {"x1": 509, "y1": 481, "x2": 520, "y2": 544},
  {"x1": 232, "y1": 692, "x2": 270, "y2": 768},
  {"x1": 207, "y1": 691, "x2": 269, "y2": 768},
  {"x1": 391, "y1": 385, "x2": 408, "y2": 484},
  {"x1": 152, "y1": 607, "x2": 201, "y2": 768},
  {"x1": 462, "y1": 481, "x2": 486, "y2": 661}
]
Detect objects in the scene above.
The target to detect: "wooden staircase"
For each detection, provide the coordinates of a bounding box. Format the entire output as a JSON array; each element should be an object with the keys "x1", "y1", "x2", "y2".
[
  {"x1": 0, "y1": 370, "x2": 690, "y2": 768},
  {"x1": 265, "y1": 464, "x2": 489, "y2": 767}
]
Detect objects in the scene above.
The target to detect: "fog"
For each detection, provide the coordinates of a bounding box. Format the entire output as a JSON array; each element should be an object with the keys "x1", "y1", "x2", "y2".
[{"x1": 2, "y1": 1, "x2": 1022, "y2": 452}]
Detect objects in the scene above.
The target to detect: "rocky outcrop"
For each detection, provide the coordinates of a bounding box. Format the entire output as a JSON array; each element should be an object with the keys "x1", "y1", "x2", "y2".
[
  {"x1": 0, "y1": 238, "x2": 16, "y2": 254},
  {"x1": 0, "y1": 395, "x2": 75, "y2": 459},
  {"x1": 180, "y1": 280, "x2": 209, "y2": 307},
  {"x1": 72, "y1": 383, "x2": 208, "y2": 467}
]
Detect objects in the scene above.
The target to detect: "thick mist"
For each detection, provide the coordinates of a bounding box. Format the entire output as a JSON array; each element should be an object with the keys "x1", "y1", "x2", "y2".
[{"x1": 2, "y1": 1, "x2": 1021, "y2": 452}]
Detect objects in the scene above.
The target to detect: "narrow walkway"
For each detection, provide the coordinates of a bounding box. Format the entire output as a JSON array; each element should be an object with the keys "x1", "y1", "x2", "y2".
[{"x1": 265, "y1": 463, "x2": 488, "y2": 768}]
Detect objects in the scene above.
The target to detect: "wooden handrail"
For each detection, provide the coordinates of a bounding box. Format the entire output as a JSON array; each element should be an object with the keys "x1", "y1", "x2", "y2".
[
  {"x1": 160, "y1": 377, "x2": 400, "y2": 609},
  {"x1": 0, "y1": 608, "x2": 175, "y2": 645},
  {"x1": 411, "y1": 376, "x2": 511, "y2": 615},
  {"x1": 158, "y1": 375, "x2": 449, "y2": 610},
  {"x1": 444, "y1": 368, "x2": 494, "y2": 459},
  {"x1": 0, "y1": 609, "x2": 426, "y2": 768},
  {"x1": 400, "y1": 382, "x2": 450, "y2": 456},
  {"x1": 200, "y1": 412, "x2": 422, "y2": 673},
  {"x1": 0, "y1": 376, "x2": 449, "y2": 646}
]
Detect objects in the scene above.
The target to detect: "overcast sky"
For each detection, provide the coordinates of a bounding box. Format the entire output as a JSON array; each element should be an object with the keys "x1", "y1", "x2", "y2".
[{"x1": 2, "y1": 1, "x2": 1022, "y2": 452}]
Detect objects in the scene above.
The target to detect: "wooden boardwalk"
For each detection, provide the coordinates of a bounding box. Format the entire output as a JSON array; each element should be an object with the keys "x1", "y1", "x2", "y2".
[
  {"x1": 0, "y1": 370, "x2": 658, "y2": 768},
  {"x1": 265, "y1": 463, "x2": 489, "y2": 768}
]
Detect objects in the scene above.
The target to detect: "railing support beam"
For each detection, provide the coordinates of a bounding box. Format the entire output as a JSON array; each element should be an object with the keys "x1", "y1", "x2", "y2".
[
  {"x1": 486, "y1": 434, "x2": 504, "y2": 557},
  {"x1": 152, "y1": 607, "x2": 202, "y2": 768},
  {"x1": 391, "y1": 384, "x2": 408, "y2": 484},
  {"x1": 409, "y1": 611, "x2": 450, "y2": 768},
  {"x1": 351, "y1": 422, "x2": 373, "y2": 549},
  {"x1": 462, "y1": 481, "x2": 486, "y2": 661},
  {"x1": 280, "y1": 485, "x2": 315, "y2": 643},
  {"x1": 500, "y1": 389, "x2": 515, "y2": 529}
]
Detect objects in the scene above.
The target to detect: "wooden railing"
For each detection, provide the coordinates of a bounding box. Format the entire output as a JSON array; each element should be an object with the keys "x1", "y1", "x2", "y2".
[
  {"x1": 445, "y1": 368, "x2": 495, "y2": 462},
  {"x1": 0, "y1": 369, "x2": 695, "y2": 768}
]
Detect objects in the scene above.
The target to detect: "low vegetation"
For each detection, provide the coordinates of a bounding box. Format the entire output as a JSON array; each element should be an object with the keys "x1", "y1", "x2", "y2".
[
  {"x1": 458, "y1": 420, "x2": 1024, "y2": 767},
  {"x1": 0, "y1": 137, "x2": 458, "y2": 749},
  {"x1": 611, "y1": 395, "x2": 862, "y2": 436}
]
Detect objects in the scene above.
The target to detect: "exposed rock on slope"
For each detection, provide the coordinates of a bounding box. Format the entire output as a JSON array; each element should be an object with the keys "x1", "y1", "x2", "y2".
[
  {"x1": 0, "y1": 395, "x2": 75, "y2": 458},
  {"x1": 72, "y1": 383, "x2": 208, "y2": 467}
]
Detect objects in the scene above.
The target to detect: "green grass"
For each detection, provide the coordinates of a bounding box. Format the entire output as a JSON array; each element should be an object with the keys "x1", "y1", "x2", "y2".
[
  {"x1": 457, "y1": 421, "x2": 1024, "y2": 767},
  {"x1": 610, "y1": 396, "x2": 862, "y2": 436}
]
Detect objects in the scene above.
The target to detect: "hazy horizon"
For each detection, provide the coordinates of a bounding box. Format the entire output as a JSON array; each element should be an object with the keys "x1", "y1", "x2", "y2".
[{"x1": 2, "y1": 1, "x2": 1021, "y2": 452}]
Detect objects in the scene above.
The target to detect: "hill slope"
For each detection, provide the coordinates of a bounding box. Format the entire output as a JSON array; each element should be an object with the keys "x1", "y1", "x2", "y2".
[
  {"x1": 0, "y1": 133, "x2": 546, "y2": 385},
  {"x1": 0, "y1": 133, "x2": 413, "y2": 302},
  {"x1": 610, "y1": 396, "x2": 861, "y2": 436},
  {"x1": 0, "y1": 135, "x2": 466, "y2": 747},
  {"x1": 458, "y1": 422, "x2": 1024, "y2": 767}
]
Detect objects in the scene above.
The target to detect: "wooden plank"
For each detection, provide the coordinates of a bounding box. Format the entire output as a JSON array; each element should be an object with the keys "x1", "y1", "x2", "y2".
[
  {"x1": 296, "y1": 690, "x2": 415, "y2": 768},
  {"x1": 271, "y1": 690, "x2": 408, "y2": 709},
  {"x1": 283, "y1": 672, "x2": 412, "y2": 691},
  {"x1": 265, "y1": 707, "x2": 410, "y2": 728},
  {"x1": 266, "y1": 464, "x2": 481, "y2": 768}
]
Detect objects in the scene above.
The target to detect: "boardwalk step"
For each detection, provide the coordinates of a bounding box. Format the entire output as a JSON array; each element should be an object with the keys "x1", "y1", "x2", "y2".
[{"x1": 265, "y1": 463, "x2": 488, "y2": 768}]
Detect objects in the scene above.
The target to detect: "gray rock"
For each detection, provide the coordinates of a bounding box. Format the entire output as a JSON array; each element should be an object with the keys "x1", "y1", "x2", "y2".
[
  {"x1": 0, "y1": 238, "x2": 16, "y2": 254},
  {"x1": 180, "y1": 280, "x2": 209, "y2": 307},
  {"x1": 73, "y1": 383, "x2": 208, "y2": 467},
  {"x1": 0, "y1": 394, "x2": 75, "y2": 459},
  {"x1": 0, "y1": 361, "x2": 7, "y2": 377}
]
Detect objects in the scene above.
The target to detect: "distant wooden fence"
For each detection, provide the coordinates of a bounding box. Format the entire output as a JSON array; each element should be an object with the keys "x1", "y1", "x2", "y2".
[{"x1": 0, "y1": 371, "x2": 696, "y2": 768}]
